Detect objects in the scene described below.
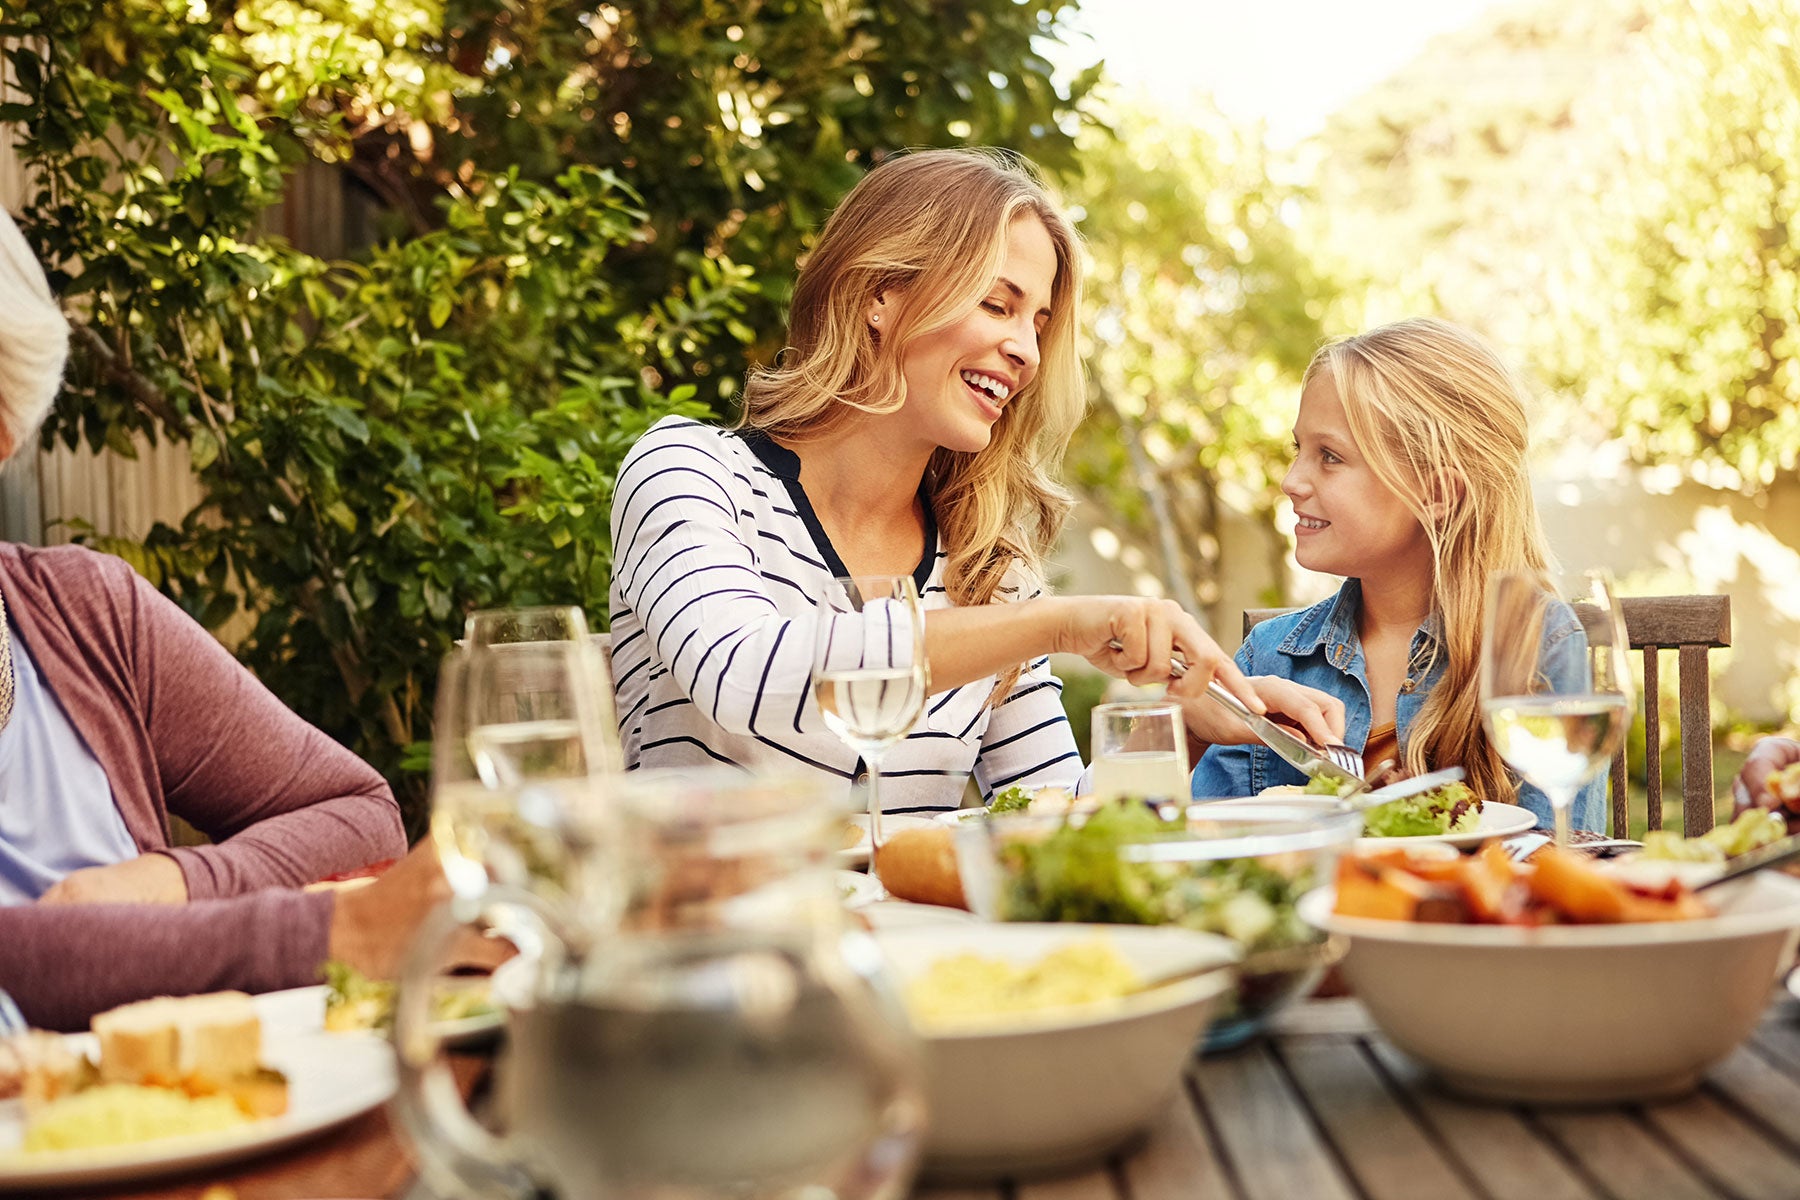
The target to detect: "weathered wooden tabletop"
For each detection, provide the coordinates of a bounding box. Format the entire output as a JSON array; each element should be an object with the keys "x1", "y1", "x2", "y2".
[
  {"x1": 917, "y1": 992, "x2": 1800, "y2": 1200},
  {"x1": 69, "y1": 992, "x2": 1800, "y2": 1200}
]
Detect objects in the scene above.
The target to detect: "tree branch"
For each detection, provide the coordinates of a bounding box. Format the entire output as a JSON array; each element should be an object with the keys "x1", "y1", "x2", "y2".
[{"x1": 70, "y1": 322, "x2": 188, "y2": 433}]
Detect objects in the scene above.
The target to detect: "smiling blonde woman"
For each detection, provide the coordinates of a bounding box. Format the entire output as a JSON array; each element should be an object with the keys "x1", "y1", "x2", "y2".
[{"x1": 609, "y1": 148, "x2": 1340, "y2": 810}]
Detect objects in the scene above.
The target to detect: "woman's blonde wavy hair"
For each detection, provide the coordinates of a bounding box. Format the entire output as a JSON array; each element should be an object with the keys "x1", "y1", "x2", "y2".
[
  {"x1": 740, "y1": 148, "x2": 1085, "y2": 694},
  {"x1": 1306, "y1": 317, "x2": 1556, "y2": 806}
]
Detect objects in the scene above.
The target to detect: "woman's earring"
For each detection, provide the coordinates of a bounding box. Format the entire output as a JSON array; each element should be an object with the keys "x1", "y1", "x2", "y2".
[{"x1": 870, "y1": 314, "x2": 881, "y2": 324}]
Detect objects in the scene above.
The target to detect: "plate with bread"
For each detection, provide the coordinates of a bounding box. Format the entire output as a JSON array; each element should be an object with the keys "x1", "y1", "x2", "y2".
[
  {"x1": 0, "y1": 990, "x2": 394, "y2": 1189},
  {"x1": 836, "y1": 813, "x2": 942, "y2": 867}
]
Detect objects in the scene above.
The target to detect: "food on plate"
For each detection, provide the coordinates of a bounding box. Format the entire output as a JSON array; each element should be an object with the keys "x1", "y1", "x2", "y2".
[
  {"x1": 1360, "y1": 781, "x2": 1481, "y2": 838},
  {"x1": 1333, "y1": 843, "x2": 1714, "y2": 925},
  {"x1": 1639, "y1": 809, "x2": 1787, "y2": 862},
  {"x1": 988, "y1": 784, "x2": 1075, "y2": 816},
  {"x1": 1767, "y1": 761, "x2": 1800, "y2": 809},
  {"x1": 903, "y1": 939, "x2": 1139, "y2": 1029},
  {"x1": 840, "y1": 819, "x2": 866, "y2": 850},
  {"x1": 20, "y1": 1085, "x2": 253, "y2": 1153},
  {"x1": 873, "y1": 826, "x2": 968, "y2": 909},
  {"x1": 992, "y1": 801, "x2": 1316, "y2": 953},
  {"x1": 322, "y1": 960, "x2": 497, "y2": 1034},
  {"x1": 11, "y1": 992, "x2": 290, "y2": 1156},
  {"x1": 1263, "y1": 777, "x2": 1485, "y2": 838}
]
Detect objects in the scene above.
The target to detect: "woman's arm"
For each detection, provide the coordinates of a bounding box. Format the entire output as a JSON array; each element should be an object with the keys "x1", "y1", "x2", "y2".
[
  {"x1": 121, "y1": 565, "x2": 406, "y2": 899},
  {"x1": 0, "y1": 889, "x2": 334, "y2": 1032},
  {"x1": 971, "y1": 656, "x2": 1083, "y2": 799}
]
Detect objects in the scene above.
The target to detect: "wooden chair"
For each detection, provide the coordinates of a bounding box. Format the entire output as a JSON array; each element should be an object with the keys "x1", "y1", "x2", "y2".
[{"x1": 1242, "y1": 595, "x2": 1733, "y2": 838}]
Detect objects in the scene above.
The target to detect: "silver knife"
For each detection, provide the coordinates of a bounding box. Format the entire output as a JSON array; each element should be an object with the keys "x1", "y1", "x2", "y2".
[{"x1": 1200, "y1": 680, "x2": 1365, "y2": 792}]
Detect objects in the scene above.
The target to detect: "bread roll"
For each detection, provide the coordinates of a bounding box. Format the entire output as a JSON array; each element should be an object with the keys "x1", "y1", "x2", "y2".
[
  {"x1": 873, "y1": 827, "x2": 967, "y2": 909},
  {"x1": 93, "y1": 992, "x2": 262, "y2": 1087}
]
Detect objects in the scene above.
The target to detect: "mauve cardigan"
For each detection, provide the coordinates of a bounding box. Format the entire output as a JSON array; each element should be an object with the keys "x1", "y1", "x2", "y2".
[{"x1": 0, "y1": 542, "x2": 405, "y2": 1028}]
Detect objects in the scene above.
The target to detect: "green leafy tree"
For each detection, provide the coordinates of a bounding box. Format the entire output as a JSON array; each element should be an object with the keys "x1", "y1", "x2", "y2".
[
  {"x1": 1534, "y1": 0, "x2": 1800, "y2": 489},
  {"x1": 1068, "y1": 103, "x2": 1335, "y2": 628},
  {"x1": 3, "y1": 0, "x2": 1090, "y2": 822}
]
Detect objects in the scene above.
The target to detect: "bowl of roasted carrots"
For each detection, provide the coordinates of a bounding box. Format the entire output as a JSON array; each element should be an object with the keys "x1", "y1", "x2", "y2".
[{"x1": 1298, "y1": 843, "x2": 1800, "y2": 1104}]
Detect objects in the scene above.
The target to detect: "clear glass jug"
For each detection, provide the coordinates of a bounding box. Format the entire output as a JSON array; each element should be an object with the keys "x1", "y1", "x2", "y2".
[{"x1": 395, "y1": 769, "x2": 925, "y2": 1200}]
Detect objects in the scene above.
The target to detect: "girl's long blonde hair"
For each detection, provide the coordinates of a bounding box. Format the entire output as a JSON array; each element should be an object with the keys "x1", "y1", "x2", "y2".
[
  {"x1": 740, "y1": 149, "x2": 1085, "y2": 691},
  {"x1": 1307, "y1": 317, "x2": 1555, "y2": 805}
]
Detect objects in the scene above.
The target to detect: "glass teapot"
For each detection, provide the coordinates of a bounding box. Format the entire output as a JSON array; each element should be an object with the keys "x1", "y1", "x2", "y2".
[{"x1": 394, "y1": 769, "x2": 925, "y2": 1200}]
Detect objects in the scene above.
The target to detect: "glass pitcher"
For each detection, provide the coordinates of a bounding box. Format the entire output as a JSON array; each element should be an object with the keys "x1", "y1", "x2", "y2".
[{"x1": 394, "y1": 769, "x2": 926, "y2": 1200}]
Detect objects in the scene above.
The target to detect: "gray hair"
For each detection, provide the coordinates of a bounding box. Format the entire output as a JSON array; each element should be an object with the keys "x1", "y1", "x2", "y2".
[{"x1": 0, "y1": 208, "x2": 70, "y2": 463}]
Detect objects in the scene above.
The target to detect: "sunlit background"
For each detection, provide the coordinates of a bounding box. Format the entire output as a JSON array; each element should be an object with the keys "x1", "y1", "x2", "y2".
[{"x1": 2, "y1": 0, "x2": 1794, "y2": 827}]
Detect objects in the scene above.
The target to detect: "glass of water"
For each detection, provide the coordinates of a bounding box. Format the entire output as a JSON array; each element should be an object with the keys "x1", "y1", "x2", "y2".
[
  {"x1": 1090, "y1": 700, "x2": 1191, "y2": 803},
  {"x1": 1481, "y1": 570, "x2": 1633, "y2": 846}
]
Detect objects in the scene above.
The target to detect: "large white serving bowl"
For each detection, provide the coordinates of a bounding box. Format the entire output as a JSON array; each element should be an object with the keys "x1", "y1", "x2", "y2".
[
  {"x1": 873, "y1": 923, "x2": 1238, "y2": 1179},
  {"x1": 1299, "y1": 871, "x2": 1800, "y2": 1103}
]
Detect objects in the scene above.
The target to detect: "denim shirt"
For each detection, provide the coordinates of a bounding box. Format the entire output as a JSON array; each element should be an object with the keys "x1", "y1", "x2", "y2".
[{"x1": 1191, "y1": 580, "x2": 1607, "y2": 833}]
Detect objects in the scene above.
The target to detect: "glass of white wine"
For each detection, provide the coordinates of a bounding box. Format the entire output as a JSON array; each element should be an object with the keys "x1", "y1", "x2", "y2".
[
  {"x1": 430, "y1": 639, "x2": 618, "y2": 911},
  {"x1": 465, "y1": 604, "x2": 590, "y2": 647},
  {"x1": 1090, "y1": 700, "x2": 1191, "y2": 803},
  {"x1": 1481, "y1": 569, "x2": 1633, "y2": 847},
  {"x1": 812, "y1": 575, "x2": 928, "y2": 894}
]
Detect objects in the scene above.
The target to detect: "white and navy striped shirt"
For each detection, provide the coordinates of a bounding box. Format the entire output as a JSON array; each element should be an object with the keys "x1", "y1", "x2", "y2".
[{"x1": 608, "y1": 417, "x2": 1084, "y2": 813}]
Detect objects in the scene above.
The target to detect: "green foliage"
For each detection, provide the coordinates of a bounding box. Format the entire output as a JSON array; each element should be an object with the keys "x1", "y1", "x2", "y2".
[
  {"x1": 5, "y1": 0, "x2": 1089, "y2": 822},
  {"x1": 1535, "y1": 0, "x2": 1800, "y2": 489},
  {"x1": 1067, "y1": 103, "x2": 1334, "y2": 624}
]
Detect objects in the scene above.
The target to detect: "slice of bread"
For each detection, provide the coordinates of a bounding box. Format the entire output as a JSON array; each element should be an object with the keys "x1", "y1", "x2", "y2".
[
  {"x1": 92, "y1": 998, "x2": 182, "y2": 1085},
  {"x1": 90, "y1": 991, "x2": 276, "y2": 1115}
]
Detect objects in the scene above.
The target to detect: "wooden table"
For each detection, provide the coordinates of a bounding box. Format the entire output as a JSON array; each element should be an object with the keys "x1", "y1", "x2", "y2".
[{"x1": 64, "y1": 994, "x2": 1800, "y2": 1200}]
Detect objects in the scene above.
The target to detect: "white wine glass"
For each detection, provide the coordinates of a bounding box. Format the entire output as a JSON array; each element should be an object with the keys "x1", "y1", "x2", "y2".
[
  {"x1": 1481, "y1": 570, "x2": 1633, "y2": 847},
  {"x1": 1090, "y1": 700, "x2": 1190, "y2": 803},
  {"x1": 812, "y1": 575, "x2": 928, "y2": 895},
  {"x1": 465, "y1": 604, "x2": 590, "y2": 647},
  {"x1": 431, "y1": 639, "x2": 618, "y2": 911}
]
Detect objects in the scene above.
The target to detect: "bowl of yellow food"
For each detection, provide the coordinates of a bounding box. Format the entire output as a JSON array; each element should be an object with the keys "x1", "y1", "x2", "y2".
[
  {"x1": 873, "y1": 922, "x2": 1238, "y2": 1179},
  {"x1": 954, "y1": 799, "x2": 1359, "y2": 1052}
]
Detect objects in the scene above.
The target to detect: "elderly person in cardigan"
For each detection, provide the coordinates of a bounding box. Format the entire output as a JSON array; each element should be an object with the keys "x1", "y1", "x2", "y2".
[{"x1": 0, "y1": 207, "x2": 405, "y2": 906}]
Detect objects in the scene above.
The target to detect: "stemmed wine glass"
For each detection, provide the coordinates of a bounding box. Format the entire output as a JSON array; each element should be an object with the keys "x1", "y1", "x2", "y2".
[
  {"x1": 812, "y1": 575, "x2": 928, "y2": 894},
  {"x1": 465, "y1": 604, "x2": 589, "y2": 648},
  {"x1": 1480, "y1": 570, "x2": 1634, "y2": 847},
  {"x1": 430, "y1": 616, "x2": 620, "y2": 910}
]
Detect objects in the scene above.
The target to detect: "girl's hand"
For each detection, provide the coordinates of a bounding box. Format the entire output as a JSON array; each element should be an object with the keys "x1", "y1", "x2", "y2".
[
  {"x1": 1052, "y1": 597, "x2": 1265, "y2": 713},
  {"x1": 1172, "y1": 674, "x2": 1346, "y2": 751}
]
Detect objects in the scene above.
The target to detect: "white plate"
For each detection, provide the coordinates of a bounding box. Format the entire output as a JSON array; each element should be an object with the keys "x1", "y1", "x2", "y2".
[
  {"x1": 0, "y1": 1030, "x2": 395, "y2": 1190},
  {"x1": 1786, "y1": 966, "x2": 1800, "y2": 1006},
  {"x1": 835, "y1": 813, "x2": 943, "y2": 866},
  {"x1": 1196, "y1": 794, "x2": 1538, "y2": 849},
  {"x1": 836, "y1": 869, "x2": 885, "y2": 909},
  {"x1": 257, "y1": 980, "x2": 503, "y2": 1049},
  {"x1": 1357, "y1": 801, "x2": 1538, "y2": 849}
]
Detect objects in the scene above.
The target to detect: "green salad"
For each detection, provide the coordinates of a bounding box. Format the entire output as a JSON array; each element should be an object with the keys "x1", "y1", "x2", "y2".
[
  {"x1": 1361, "y1": 782, "x2": 1480, "y2": 838},
  {"x1": 991, "y1": 800, "x2": 1316, "y2": 954},
  {"x1": 989, "y1": 785, "x2": 1036, "y2": 814},
  {"x1": 1640, "y1": 809, "x2": 1786, "y2": 862}
]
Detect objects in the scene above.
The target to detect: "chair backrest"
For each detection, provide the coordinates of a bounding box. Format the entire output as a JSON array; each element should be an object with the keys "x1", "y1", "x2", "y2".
[{"x1": 1241, "y1": 595, "x2": 1732, "y2": 838}]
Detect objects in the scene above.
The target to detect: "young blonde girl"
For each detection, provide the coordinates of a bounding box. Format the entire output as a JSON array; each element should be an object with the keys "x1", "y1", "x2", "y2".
[{"x1": 1187, "y1": 317, "x2": 1603, "y2": 830}]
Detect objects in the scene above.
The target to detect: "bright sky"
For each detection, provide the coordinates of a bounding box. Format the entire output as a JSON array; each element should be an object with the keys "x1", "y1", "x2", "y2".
[{"x1": 1052, "y1": 0, "x2": 1514, "y2": 145}]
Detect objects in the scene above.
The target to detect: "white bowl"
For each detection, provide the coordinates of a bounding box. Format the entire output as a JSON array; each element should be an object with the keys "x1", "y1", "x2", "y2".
[
  {"x1": 873, "y1": 923, "x2": 1238, "y2": 1179},
  {"x1": 1299, "y1": 871, "x2": 1800, "y2": 1103}
]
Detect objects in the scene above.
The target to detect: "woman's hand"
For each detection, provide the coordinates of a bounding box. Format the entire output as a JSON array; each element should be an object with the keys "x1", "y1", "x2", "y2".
[
  {"x1": 1173, "y1": 674, "x2": 1347, "y2": 751},
  {"x1": 1733, "y1": 736, "x2": 1800, "y2": 820},
  {"x1": 1051, "y1": 596, "x2": 1265, "y2": 712},
  {"x1": 38, "y1": 853, "x2": 190, "y2": 906},
  {"x1": 327, "y1": 841, "x2": 511, "y2": 981}
]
